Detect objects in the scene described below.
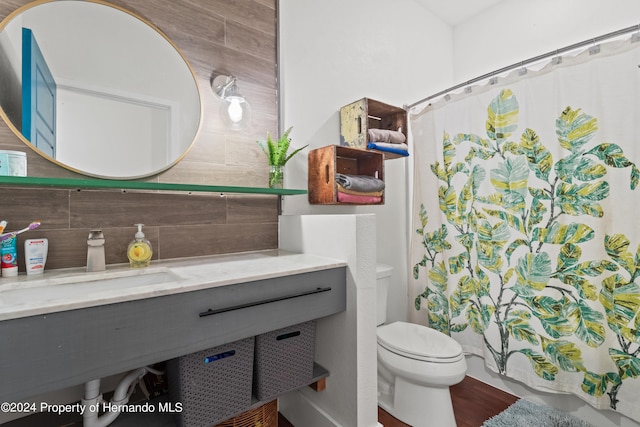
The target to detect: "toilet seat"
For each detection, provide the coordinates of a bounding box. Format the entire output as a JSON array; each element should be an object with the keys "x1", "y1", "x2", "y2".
[{"x1": 377, "y1": 321, "x2": 463, "y2": 363}]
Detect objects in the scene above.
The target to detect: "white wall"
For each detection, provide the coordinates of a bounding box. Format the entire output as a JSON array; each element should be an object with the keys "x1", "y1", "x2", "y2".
[
  {"x1": 278, "y1": 0, "x2": 453, "y2": 327},
  {"x1": 450, "y1": 2, "x2": 640, "y2": 427},
  {"x1": 452, "y1": 0, "x2": 640, "y2": 83},
  {"x1": 279, "y1": 214, "x2": 377, "y2": 427}
]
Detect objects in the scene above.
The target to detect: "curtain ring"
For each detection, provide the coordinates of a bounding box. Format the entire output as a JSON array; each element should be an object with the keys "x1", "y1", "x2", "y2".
[
  {"x1": 518, "y1": 61, "x2": 527, "y2": 76},
  {"x1": 633, "y1": 24, "x2": 640, "y2": 43}
]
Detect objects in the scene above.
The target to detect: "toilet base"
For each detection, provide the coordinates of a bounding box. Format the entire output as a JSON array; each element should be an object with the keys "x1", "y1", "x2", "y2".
[{"x1": 379, "y1": 375, "x2": 457, "y2": 427}]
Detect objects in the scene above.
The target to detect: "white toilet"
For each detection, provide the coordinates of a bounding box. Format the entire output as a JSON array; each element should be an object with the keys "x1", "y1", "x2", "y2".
[{"x1": 376, "y1": 264, "x2": 467, "y2": 427}]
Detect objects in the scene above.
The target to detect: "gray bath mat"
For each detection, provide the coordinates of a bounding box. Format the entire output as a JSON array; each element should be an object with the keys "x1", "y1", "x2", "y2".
[{"x1": 481, "y1": 399, "x2": 594, "y2": 427}]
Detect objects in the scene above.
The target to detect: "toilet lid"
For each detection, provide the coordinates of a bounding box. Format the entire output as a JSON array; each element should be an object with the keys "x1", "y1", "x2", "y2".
[{"x1": 377, "y1": 322, "x2": 463, "y2": 361}]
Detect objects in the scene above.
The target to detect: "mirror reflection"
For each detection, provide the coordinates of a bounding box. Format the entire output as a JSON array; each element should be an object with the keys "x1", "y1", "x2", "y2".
[{"x1": 0, "y1": 0, "x2": 201, "y2": 179}]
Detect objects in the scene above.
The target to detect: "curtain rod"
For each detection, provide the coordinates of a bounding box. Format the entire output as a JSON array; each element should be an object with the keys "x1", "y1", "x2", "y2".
[{"x1": 407, "y1": 24, "x2": 640, "y2": 110}]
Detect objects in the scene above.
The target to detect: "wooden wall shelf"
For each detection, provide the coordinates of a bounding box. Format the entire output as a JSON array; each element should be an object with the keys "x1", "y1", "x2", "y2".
[
  {"x1": 340, "y1": 97, "x2": 408, "y2": 159},
  {"x1": 308, "y1": 145, "x2": 384, "y2": 205}
]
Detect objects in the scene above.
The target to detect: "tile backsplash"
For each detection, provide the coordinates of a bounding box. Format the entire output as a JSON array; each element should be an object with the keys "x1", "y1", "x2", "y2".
[{"x1": 1, "y1": 187, "x2": 279, "y2": 271}]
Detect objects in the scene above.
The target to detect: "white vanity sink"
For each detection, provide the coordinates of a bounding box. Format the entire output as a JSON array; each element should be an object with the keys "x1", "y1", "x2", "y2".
[
  {"x1": 0, "y1": 250, "x2": 347, "y2": 404},
  {"x1": 0, "y1": 250, "x2": 347, "y2": 322},
  {"x1": 0, "y1": 268, "x2": 182, "y2": 306}
]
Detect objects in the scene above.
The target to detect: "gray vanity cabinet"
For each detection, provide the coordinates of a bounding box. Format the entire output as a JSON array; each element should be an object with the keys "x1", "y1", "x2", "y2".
[{"x1": 0, "y1": 267, "x2": 346, "y2": 402}]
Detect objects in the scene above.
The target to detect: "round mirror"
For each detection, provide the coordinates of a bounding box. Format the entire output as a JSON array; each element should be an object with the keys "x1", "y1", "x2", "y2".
[{"x1": 0, "y1": 0, "x2": 202, "y2": 179}]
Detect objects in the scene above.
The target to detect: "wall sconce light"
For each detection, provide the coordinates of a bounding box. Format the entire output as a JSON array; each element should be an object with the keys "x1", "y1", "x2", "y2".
[{"x1": 211, "y1": 74, "x2": 252, "y2": 130}]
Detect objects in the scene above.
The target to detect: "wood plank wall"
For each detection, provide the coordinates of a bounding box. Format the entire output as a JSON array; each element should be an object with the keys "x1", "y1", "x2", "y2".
[{"x1": 0, "y1": 0, "x2": 281, "y2": 270}]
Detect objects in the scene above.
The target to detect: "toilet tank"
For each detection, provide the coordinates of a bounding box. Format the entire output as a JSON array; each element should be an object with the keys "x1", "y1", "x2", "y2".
[{"x1": 376, "y1": 264, "x2": 394, "y2": 326}]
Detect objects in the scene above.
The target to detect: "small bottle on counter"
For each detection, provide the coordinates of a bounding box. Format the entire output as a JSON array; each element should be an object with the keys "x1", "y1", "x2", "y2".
[
  {"x1": 127, "y1": 224, "x2": 152, "y2": 268},
  {"x1": 25, "y1": 238, "x2": 48, "y2": 275}
]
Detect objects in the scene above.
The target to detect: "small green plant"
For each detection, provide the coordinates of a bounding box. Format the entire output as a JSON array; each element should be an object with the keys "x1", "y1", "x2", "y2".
[{"x1": 258, "y1": 127, "x2": 308, "y2": 166}]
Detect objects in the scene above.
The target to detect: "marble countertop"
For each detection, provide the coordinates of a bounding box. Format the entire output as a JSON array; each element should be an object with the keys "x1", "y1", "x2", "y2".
[{"x1": 0, "y1": 249, "x2": 347, "y2": 321}]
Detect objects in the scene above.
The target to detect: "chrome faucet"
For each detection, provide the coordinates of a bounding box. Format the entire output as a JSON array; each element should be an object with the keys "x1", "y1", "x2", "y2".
[{"x1": 87, "y1": 229, "x2": 106, "y2": 272}]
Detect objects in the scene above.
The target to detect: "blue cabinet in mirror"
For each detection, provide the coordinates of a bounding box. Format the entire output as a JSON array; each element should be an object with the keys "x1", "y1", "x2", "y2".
[{"x1": 0, "y1": 0, "x2": 202, "y2": 179}]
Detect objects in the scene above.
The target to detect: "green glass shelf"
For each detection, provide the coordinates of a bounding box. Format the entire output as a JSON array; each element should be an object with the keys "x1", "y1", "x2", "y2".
[{"x1": 0, "y1": 176, "x2": 307, "y2": 195}]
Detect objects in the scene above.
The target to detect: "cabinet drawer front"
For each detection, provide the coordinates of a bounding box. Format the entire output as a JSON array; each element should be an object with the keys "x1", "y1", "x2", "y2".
[{"x1": 0, "y1": 267, "x2": 346, "y2": 402}]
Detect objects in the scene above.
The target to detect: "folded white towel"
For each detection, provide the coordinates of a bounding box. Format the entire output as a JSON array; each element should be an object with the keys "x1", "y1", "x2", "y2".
[{"x1": 368, "y1": 128, "x2": 406, "y2": 144}]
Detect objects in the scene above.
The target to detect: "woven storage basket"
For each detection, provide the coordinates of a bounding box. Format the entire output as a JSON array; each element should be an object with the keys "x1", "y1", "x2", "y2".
[
  {"x1": 167, "y1": 337, "x2": 254, "y2": 427},
  {"x1": 214, "y1": 400, "x2": 278, "y2": 427},
  {"x1": 253, "y1": 320, "x2": 316, "y2": 401}
]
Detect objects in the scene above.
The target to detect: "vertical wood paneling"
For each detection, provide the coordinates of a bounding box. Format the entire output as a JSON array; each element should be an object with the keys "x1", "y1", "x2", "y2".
[
  {"x1": 0, "y1": 186, "x2": 280, "y2": 270},
  {"x1": 0, "y1": 0, "x2": 280, "y2": 270},
  {"x1": 226, "y1": 195, "x2": 279, "y2": 224},
  {"x1": 191, "y1": 0, "x2": 277, "y2": 36},
  {"x1": 69, "y1": 190, "x2": 228, "y2": 228},
  {"x1": 0, "y1": 0, "x2": 278, "y2": 180},
  {"x1": 226, "y1": 19, "x2": 277, "y2": 61}
]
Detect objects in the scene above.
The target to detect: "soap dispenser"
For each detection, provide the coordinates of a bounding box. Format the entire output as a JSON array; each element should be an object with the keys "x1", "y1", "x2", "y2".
[{"x1": 127, "y1": 224, "x2": 152, "y2": 268}]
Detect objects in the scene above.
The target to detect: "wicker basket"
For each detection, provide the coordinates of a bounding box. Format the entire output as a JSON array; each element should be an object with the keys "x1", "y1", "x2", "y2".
[{"x1": 213, "y1": 400, "x2": 278, "y2": 427}]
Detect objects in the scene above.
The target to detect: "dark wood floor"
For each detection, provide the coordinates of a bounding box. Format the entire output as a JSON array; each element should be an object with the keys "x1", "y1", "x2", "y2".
[
  {"x1": 278, "y1": 412, "x2": 295, "y2": 427},
  {"x1": 281, "y1": 376, "x2": 518, "y2": 427}
]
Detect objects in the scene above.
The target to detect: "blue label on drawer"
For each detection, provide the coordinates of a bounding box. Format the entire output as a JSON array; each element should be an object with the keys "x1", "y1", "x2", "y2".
[{"x1": 204, "y1": 349, "x2": 236, "y2": 363}]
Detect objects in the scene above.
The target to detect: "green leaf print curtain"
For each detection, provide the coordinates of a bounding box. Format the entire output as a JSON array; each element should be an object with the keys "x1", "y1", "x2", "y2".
[{"x1": 409, "y1": 38, "x2": 640, "y2": 422}]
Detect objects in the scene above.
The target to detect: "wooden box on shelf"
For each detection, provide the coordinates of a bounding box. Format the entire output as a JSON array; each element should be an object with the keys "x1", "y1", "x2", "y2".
[
  {"x1": 308, "y1": 145, "x2": 384, "y2": 205},
  {"x1": 339, "y1": 97, "x2": 407, "y2": 159}
]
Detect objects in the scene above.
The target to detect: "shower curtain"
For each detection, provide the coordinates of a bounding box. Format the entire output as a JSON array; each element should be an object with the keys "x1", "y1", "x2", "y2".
[{"x1": 410, "y1": 37, "x2": 640, "y2": 421}]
